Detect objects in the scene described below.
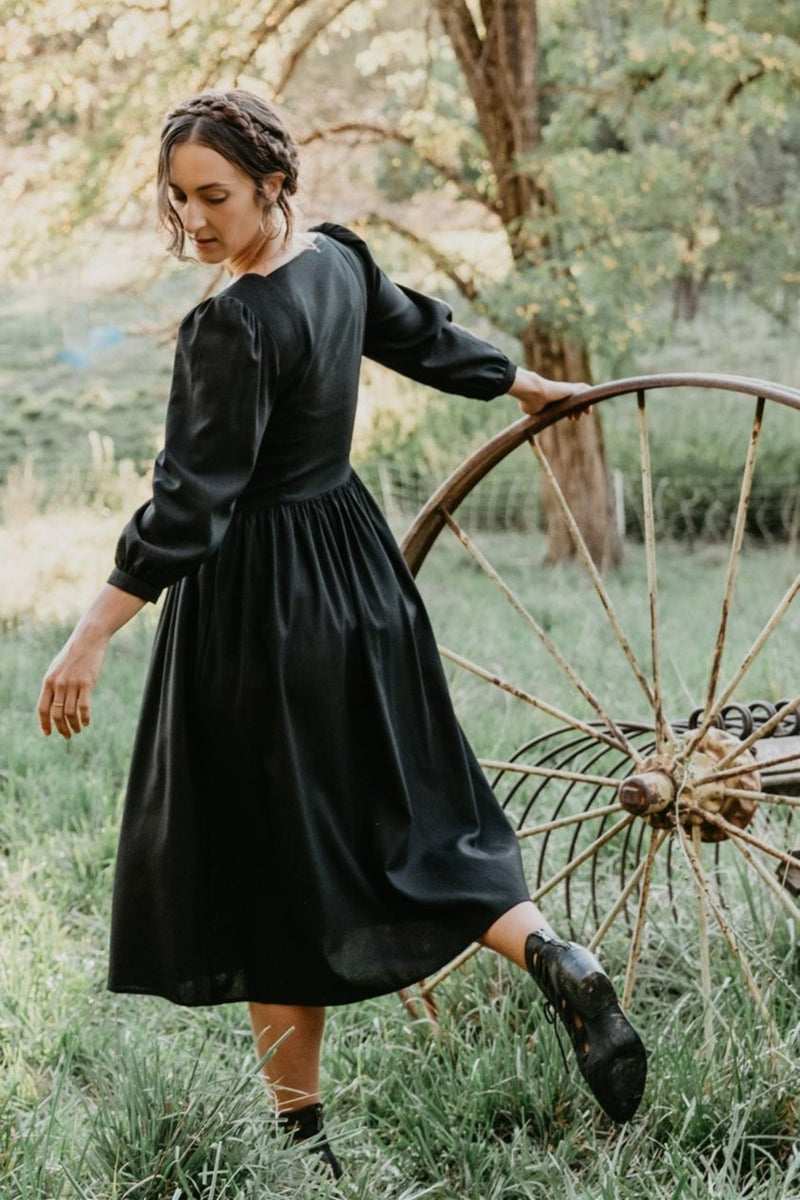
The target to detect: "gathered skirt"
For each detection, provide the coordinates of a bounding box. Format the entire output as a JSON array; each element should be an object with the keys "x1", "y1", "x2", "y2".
[{"x1": 108, "y1": 471, "x2": 529, "y2": 1006}]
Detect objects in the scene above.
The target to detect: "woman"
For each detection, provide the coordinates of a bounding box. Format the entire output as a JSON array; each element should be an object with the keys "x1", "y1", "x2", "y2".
[{"x1": 37, "y1": 90, "x2": 646, "y2": 1177}]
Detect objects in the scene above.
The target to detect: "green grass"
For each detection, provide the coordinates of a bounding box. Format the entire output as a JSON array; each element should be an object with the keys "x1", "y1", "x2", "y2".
[{"x1": 2, "y1": 527, "x2": 800, "y2": 1197}]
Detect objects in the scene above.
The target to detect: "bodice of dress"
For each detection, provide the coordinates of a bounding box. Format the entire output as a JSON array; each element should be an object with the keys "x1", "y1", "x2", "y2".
[{"x1": 109, "y1": 224, "x2": 517, "y2": 603}]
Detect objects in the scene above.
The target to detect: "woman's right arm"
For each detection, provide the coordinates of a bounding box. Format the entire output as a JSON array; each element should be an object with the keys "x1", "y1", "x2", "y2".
[
  {"x1": 37, "y1": 293, "x2": 273, "y2": 740},
  {"x1": 37, "y1": 584, "x2": 145, "y2": 739}
]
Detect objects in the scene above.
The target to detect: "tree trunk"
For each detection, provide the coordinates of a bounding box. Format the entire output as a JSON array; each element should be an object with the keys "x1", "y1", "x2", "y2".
[
  {"x1": 672, "y1": 265, "x2": 711, "y2": 322},
  {"x1": 435, "y1": 0, "x2": 622, "y2": 568},
  {"x1": 523, "y1": 325, "x2": 622, "y2": 568}
]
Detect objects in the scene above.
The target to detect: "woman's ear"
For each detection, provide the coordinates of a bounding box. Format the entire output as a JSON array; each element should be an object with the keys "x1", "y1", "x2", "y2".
[{"x1": 262, "y1": 171, "x2": 286, "y2": 203}]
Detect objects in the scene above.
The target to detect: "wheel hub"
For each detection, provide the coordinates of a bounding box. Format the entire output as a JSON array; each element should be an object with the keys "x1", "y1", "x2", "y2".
[{"x1": 618, "y1": 727, "x2": 760, "y2": 842}]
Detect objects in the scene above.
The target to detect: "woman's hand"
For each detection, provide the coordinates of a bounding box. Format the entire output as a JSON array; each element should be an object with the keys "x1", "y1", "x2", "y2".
[
  {"x1": 37, "y1": 628, "x2": 110, "y2": 739},
  {"x1": 508, "y1": 367, "x2": 591, "y2": 418},
  {"x1": 36, "y1": 583, "x2": 146, "y2": 739}
]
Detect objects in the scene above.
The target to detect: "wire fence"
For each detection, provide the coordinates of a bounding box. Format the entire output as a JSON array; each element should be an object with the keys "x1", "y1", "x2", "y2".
[{"x1": 357, "y1": 461, "x2": 800, "y2": 547}]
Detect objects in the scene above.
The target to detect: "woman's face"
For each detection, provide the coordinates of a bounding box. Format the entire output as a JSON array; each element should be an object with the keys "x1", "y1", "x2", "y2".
[{"x1": 167, "y1": 141, "x2": 281, "y2": 272}]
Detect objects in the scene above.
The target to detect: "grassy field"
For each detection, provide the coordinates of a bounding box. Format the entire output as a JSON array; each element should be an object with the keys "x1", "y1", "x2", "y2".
[{"x1": 2, "y1": 488, "x2": 799, "y2": 1197}]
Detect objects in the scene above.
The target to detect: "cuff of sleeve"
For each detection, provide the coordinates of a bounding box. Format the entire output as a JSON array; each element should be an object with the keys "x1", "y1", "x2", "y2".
[
  {"x1": 499, "y1": 358, "x2": 518, "y2": 396},
  {"x1": 108, "y1": 567, "x2": 162, "y2": 604}
]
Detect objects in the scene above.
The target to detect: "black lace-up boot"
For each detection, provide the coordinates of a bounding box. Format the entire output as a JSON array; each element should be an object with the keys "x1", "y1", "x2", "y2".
[
  {"x1": 278, "y1": 1102, "x2": 343, "y2": 1180},
  {"x1": 525, "y1": 929, "x2": 647, "y2": 1123}
]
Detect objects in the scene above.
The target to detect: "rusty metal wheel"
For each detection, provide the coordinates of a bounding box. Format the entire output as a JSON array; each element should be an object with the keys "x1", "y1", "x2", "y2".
[{"x1": 399, "y1": 373, "x2": 800, "y2": 1039}]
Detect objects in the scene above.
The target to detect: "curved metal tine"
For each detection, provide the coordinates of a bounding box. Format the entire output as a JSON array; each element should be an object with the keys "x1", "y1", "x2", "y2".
[
  {"x1": 703, "y1": 397, "x2": 766, "y2": 720},
  {"x1": 692, "y1": 825, "x2": 715, "y2": 1053},
  {"x1": 516, "y1": 802, "x2": 624, "y2": 841},
  {"x1": 492, "y1": 728, "x2": 589, "y2": 811},
  {"x1": 686, "y1": 578, "x2": 800, "y2": 755},
  {"x1": 530, "y1": 813, "x2": 635, "y2": 905},
  {"x1": 611, "y1": 812, "x2": 644, "y2": 932},
  {"x1": 506, "y1": 734, "x2": 594, "y2": 830},
  {"x1": 530, "y1": 740, "x2": 627, "y2": 897},
  {"x1": 621, "y1": 824, "x2": 664, "y2": 1008},
  {"x1": 542, "y1": 739, "x2": 634, "y2": 893},
  {"x1": 713, "y1": 693, "x2": 800, "y2": 772},
  {"x1": 566, "y1": 734, "x2": 633, "y2": 868},
  {"x1": 688, "y1": 807, "x2": 800, "y2": 870},
  {"x1": 438, "y1": 645, "x2": 626, "y2": 751},
  {"x1": 697, "y1": 747, "x2": 800, "y2": 785},
  {"x1": 637, "y1": 392, "x2": 674, "y2": 753},
  {"x1": 478, "y1": 759, "x2": 622, "y2": 788},
  {"x1": 490, "y1": 726, "x2": 582, "y2": 791},
  {"x1": 439, "y1": 508, "x2": 643, "y2": 765},
  {"x1": 589, "y1": 829, "x2": 669, "y2": 954},
  {"x1": 509, "y1": 733, "x2": 602, "y2": 830},
  {"x1": 529, "y1": 435, "x2": 657, "y2": 716},
  {"x1": 679, "y1": 827, "x2": 777, "y2": 1038}
]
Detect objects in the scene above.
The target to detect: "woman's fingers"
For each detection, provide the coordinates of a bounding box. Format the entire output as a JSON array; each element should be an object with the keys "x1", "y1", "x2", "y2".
[
  {"x1": 64, "y1": 686, "x2": 83, "y2": 735},
  {"x1": 36, "y1": 629, "x2": 109, "y2": 740},
  {"x1": 37, "y1": 679, "x2": 55, "y2": 736},
  {"x1": 37, "y1": 669, "x2": 93, "y2": 740},
  {"x1": 77, "y1": 686, "x2": 92, "y2": 730}
]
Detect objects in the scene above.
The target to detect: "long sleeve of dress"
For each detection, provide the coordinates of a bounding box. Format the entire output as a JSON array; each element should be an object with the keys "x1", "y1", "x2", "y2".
[
  {"x1": 108, "y1": 294, "x2": 273, "y2": 603},
  {"x1": 314, "y1": 223, "x2": 518, "y2": 400}
]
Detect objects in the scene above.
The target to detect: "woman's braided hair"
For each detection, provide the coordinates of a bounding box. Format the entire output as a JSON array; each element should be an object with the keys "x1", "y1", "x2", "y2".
[{"x1": 156, "y1": 89, "x2": 300, "y2": 258}]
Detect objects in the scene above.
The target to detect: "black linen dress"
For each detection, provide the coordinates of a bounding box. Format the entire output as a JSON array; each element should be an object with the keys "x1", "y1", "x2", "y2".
[{"x1": 107, "y1": 224, "x2": 530, "y2": 1007}]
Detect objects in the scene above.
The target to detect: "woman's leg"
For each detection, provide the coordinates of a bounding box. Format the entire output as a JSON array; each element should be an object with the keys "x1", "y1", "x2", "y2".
[
  {"x1": 248, "y1": 1002, "x2": 325, "y2": 1112},
  {"x1": 249, "y1": 1002, "x2": 343, "y2": 1179},
  {"x1": 478, "y1": 901, "x2": 647, "y2": 1123},
  {"x1": 477, "y1": 899, "x2": 551, "y2": 967}
]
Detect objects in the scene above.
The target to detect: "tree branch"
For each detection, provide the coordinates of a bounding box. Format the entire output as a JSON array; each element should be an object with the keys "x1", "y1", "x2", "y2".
[
  {"x1": 273, "y1": 0, "x2": 359, "y2": 98},
  {"x1": 198, "y1": 0, "x2": 317, "y2": 90},
  {"x1": 299, "y1": 121, "x2": 502, "y2": 216},
  {"x1": 716, "y1": 63, "x2": 767, "y2": 123},
  {"x1": 434, "y1": 0, "x2": 484, "y2": 96}
]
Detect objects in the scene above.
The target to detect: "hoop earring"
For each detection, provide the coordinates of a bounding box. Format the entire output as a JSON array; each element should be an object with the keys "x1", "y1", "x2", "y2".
[{"x1": 258, "y1": 199, "x2": 279, "y2": 239}]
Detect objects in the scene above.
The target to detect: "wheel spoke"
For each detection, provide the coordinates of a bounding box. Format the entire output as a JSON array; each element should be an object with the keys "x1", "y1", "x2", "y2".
[
  {"x1": 621, "y1": 824, "x2": 662, "y2": 1008},
  {"x1": 727, "y1": 835, "x2": 800, "y2": 926},
  {"x1": 686, "y1": 807, "x2": 800, "y2": 869},
  {"x1": 589, "y1": 828, "x2": 669, "y2": 953},
  {"x1": 478, "y1": 758, "x2": 623, "y2": 788},
  {"x1": 692, "y1": 825, "x2": 715, "y2": 1053},
  {"x1": 529, "y1": 436, "x2": 658, "y2": 716},
  {"x1": 438, "y1": 644, "x2": 632, "y2": 753},
  {"x1": 716, "y1": 786, "x2": 800, "y2": 808},
  {"x1": 703, "y1": 398, "x2": 765, "y2": 716},
  {"x1": 516, "y1": 803, "x2": 625, "y2": 842},
  {"x1": 637, "y1": 393, "x2": 674, "y2": 753},
  {"x1": 419, "y1": 942, "x2": 480, "y2": 996},
  {"x1": 679, "y1": 827, "x2": 776, "y2": 1033},
  {"x1": 697, "y1": 747, "x2": 800, "y2": 785},
  {"x1": 440, "y1": 508, "x2": 644, "y2": 764},
  {"x1": 686, "y1": 574, "x2": 800, "y2": 754}
]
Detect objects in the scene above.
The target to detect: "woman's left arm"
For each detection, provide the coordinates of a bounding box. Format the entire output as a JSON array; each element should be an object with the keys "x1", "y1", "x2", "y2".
[{"x1": 37, "y1": 584, "x2": 145, "y2": 740}]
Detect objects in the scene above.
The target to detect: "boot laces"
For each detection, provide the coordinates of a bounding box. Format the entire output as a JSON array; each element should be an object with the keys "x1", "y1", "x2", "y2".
[{"x1": 543, "y1": 1000, "x2": 571, "y2": 1072}]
